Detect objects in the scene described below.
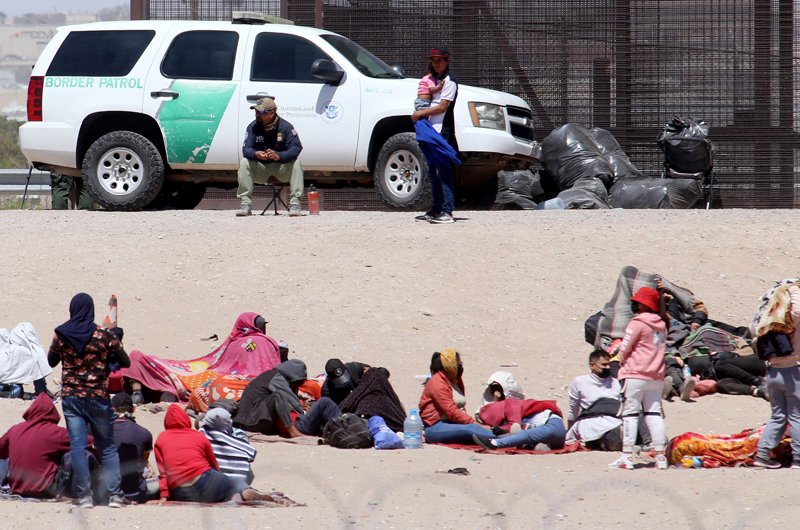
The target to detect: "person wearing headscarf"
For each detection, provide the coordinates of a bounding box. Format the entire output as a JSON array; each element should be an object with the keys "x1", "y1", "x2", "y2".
[
  {"x1": 236, "y1": 97, "x2": 305, "y2": 217},
  {"x1": 234, "y1": 359, "x2": 341, "y2": 437},
  {"x1": 48, "y1": 293, "x2": 131, "y2": 508},
  {"x1": 418, "y1": 350, "x2": 495, "y2": 445},
  {"x1": 339, "y1": 367, "x2": 406, "y2": 432},
  {"x1": 199, "y1": 408, "x2": 256, "y2": 491}
]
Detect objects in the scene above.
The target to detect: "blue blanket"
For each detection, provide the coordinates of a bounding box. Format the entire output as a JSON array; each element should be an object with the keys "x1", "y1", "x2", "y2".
[{"x1": 414, "y1": 119, "x2": 461, "y2": 166}]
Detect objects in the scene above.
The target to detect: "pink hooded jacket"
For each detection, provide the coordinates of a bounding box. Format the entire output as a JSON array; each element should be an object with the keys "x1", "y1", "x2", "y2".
[{"x1": 616, "y1": 312, "x2": 666, "y2": 381}]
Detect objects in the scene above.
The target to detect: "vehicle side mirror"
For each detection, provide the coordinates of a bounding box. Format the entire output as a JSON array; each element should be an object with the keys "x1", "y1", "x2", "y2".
[
  {"x1": 391, "y1": 65, "x2": 404, "y2": 77},
  {"x1": 311, "y1": 59, "x2": 344, "y2": 85}
]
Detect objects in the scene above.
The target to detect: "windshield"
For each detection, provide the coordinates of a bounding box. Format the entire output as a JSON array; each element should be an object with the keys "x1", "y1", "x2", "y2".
[{"x1": 321, "y1": 34, "x2": 403, "y2": 79}]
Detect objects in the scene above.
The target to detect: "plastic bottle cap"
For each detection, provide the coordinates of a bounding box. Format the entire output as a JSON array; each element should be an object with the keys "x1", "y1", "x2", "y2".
[{"x1": 410, "y1": 408, "x2": 419, "y2": 415}]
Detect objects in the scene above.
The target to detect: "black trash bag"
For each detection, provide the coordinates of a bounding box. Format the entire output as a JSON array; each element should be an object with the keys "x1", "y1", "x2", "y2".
[
  {"x1": 540, "y1": 124, "x2": 615, "y2": 190},
  {"x1": 664, "y1": 178, "x2": 702, "y2": 209},
  {"x1": 531, "y1": 170, "x2": 561, "y2": 202},
  {"x1": 609, "y1": 177, "x2": 702, "y2": 209},
  {"x1": 657, "y1": 117, "x2": 715, "y2": 174},
  {"x1": 494, "y1": 170, "x2": 538, "y2": 209},
  {"x1": 590, "y1": 127, "x2": 643, "y2": 181},
  {"x1": 609, "y1": 178, "x2": 670, "y2": 209},
  {"x1": 557, "y1": 177, "x2": 611, "y2": 209}
]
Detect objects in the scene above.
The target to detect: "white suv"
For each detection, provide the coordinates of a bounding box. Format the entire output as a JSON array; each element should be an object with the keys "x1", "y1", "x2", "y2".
[{"x1": 20, "y1": 15, "x2": 537, "y2": 210}]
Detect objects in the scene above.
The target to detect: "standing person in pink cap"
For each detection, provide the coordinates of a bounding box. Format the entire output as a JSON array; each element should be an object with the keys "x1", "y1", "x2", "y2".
[
  {"x1": 608, "y1": 286, "x2": 670, "y2": 470},
  {"x1": 411, "y1": 45, "x2": 458, "y2": 224}
]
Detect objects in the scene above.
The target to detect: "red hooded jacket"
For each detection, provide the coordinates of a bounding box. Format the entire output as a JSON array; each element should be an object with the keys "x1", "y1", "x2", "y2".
[
  {"x1": 0, "y1": 393, "x2": 72, "y2": 497},
  {"x1": 478, "y1": 399, "x2": 562, "y2": 428},
  {"x1": 154, "y1": 404, "x2": 219, "y2": 499}
]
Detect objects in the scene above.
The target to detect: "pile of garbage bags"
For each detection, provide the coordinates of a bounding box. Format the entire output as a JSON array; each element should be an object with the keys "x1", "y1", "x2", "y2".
[{"x1": 493, "y1": 118, "x2": 713, "y2": 210}]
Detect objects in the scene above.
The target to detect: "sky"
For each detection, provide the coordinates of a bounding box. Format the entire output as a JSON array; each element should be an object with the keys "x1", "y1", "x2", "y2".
[{"x1": 3, "y1": 0, "x2": 127, "y2": 18}]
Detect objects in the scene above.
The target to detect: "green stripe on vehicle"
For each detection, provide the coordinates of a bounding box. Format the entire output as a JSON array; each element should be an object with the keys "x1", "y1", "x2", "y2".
[{"x1": 157, "y1": 81, "x2": 237, "y2": 164}]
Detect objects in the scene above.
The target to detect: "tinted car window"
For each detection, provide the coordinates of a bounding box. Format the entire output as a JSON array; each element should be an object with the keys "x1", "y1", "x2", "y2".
[
  {"x1": 251, "y1": 33, "x2": 329, "y2": 83},
  {"x1": 46, "y1": 30, "x2": 155, "y2": 77},
  {"x1": 162, "y1": 31, "x2": 238, "y2": 80}
]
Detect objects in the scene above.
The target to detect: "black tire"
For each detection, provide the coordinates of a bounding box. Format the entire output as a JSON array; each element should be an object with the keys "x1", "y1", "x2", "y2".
[
  {"x1": 82, "y1": 131, "x2": 165, "y2": 211},
  {"x1": 374, "y1": 132, "x2": 432, "y2": 211},
  {"x1": 147, "y1": 183, "x2": 206, "y2": 210}
]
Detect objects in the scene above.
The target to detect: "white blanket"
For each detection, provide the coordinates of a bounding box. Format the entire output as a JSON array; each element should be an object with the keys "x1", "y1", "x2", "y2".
[{"x1": 0, "y1": 323, "x2": 53, "y2": 384}]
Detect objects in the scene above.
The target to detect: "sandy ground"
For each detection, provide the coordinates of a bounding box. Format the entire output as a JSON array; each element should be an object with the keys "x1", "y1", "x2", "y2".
[{"x1": 0, "y1": 208, "x2": 798, "y2": 530}]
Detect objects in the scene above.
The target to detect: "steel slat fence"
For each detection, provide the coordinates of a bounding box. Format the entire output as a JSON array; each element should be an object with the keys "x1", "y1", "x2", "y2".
[{"x1": 147, "y1": 0, "x2": 800, "y2": 208}]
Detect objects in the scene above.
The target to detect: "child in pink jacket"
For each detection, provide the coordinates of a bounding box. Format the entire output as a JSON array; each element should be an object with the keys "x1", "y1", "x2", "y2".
[{"x1": 609, "y1": 286, "x2": 669, "y2": 470}]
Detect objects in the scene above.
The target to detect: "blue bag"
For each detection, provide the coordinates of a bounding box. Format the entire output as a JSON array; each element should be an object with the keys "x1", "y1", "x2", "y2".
[{"x1": 368, "y1": 416, "x2": 404, "y2": 450}]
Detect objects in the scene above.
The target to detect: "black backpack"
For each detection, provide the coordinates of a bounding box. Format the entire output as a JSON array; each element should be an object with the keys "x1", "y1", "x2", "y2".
[{"x1": 322, "y1": 413, "x2": 373, "y2": 449}]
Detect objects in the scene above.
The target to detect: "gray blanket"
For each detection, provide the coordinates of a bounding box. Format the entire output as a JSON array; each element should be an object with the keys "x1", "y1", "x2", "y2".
[{"x1": 595, "y1": 266, "x2": 696, "y2": 351}]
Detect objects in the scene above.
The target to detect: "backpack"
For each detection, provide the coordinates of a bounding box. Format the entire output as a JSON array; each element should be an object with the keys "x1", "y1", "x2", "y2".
[{"x1": 322, "y1": 413, "x2": 373, "y2": 449}]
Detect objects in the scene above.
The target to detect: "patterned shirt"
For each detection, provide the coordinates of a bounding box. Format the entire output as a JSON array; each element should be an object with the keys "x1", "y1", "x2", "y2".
[{"x1": 49, "y1": 328, "x2": 125, "y2": 399}]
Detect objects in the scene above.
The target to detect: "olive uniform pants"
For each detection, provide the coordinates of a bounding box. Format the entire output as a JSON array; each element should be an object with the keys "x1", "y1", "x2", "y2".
[
  {"x1": 51, "y1": 173, "x2": 93, "y2": 210},
  {"x1": 236, "y1": 158, "x2": 304, "y2": 207}
]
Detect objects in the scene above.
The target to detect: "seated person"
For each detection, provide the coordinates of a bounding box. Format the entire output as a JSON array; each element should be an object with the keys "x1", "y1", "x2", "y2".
[
  {"x1": 0, "y1": 322, "x2": 57, "y2": 400},
  {"x1": 476, "y1": 371, "x2": 525, "y2": 414},
  {"x1": 152, "y1": 404, "x2": 278, "y2": 504},
  {"x1": 471, "y1": 387, "x2": 565, "y2": 451},
  {"x1": 112, "y1": 393, "x2": 159, "y2": 503},
  {"x1": 321, "y1": 359, "x2": 371, "y2": 404},
  {"x1": 339, "y1": 367, "x2": 406, "y2": 432},
  {"x1": 0, "y1": 393, "x2": 72, "y2": 498},
  {"x1": 565, "y1": 351, "x2": 623, "y2": 450},
  {"x1": 233, "y1": 359, "x2": 341, "y2": 438},
  {"x1": 199, "y1": 408, "x2": 257, "y2": 492},
  {"x1": 418, "y1": 350, "x2": 495, "y2": 445}
]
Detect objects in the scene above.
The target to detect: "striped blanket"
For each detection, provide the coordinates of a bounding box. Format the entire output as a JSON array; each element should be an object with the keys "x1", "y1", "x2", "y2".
[{"x1": 595, "y1": 266, "x2": 696, "y2": 350}]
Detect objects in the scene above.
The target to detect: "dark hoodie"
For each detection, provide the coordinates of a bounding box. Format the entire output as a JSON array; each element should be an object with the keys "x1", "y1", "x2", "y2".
[
  {"x1": 154, "y1": 404, "x2": 218, "y2": 499},
  {"x1": 234, "y1": 359, "x2": 308, "y2": 430},
  {"x1": 0, "y1": 393, "x2": 72, "y2": 497}
]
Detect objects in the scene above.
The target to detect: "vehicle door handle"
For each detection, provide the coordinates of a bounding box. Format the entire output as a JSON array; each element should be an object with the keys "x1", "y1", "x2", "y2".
[{"x1": 150, "y1": 90, "x2": 179, "y2": 100}]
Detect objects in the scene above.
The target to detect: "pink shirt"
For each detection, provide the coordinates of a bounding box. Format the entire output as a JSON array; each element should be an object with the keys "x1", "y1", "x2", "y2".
[
  {"x1": 418, "y1": 75, "x2": 436, "y2": 96},
  {"x1": 616, "y1": 312, "x2": 667, "y2": 381}
]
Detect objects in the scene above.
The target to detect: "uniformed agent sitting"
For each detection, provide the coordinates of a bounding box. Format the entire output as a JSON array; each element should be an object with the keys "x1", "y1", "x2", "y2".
[{"x1": 236, "y1": 98, "x2": 305, "y2": 217}]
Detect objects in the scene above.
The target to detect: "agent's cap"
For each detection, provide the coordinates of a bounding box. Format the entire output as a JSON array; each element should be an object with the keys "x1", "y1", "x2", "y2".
[
  {"x1": 325, "y1": 358, "x2": 351, "y2": 388},
  {"x1": 250, "y1": 97, "x2": 277, "y2": 113}
]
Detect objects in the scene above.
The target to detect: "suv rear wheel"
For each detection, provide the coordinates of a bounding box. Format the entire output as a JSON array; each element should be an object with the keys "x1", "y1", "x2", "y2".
[
  {"x1": 374, "y1": 132, "x2": 431, "y2": 210},
  {"x1": 82, "y1": 131, "x2": 165, "y2": 211}
]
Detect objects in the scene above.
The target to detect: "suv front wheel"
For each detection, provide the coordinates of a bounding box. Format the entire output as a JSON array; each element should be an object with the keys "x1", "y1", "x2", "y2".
[
  {"x1": 374, "y1": 132, "x2": 431, "y2": 210},
  {"x1": 82, "y1": 131, "x2": 165, "y2": 211}
]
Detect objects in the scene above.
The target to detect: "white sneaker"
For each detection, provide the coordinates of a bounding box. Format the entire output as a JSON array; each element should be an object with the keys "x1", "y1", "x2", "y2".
[
  {"x1": 655, "y1": 454, "x2": 668, "y2": 470},
  {"x1": 289, "y1": 204, "x2": 302, "y2": 217},
  {"x1": 680, "y1": 376, "x2": 696, "y2": 401},
  {"x1": 608, "y1": 454, "x2": 634, "y2": 470}
]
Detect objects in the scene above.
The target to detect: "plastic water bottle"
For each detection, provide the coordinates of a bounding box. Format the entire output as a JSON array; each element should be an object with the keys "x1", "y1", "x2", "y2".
[
  {"x1": 682, "y1": 365, "x2": 691, "y2": 379},
  {"x1": 404, "y1": 408, "x2": 423, "y2": 449}
]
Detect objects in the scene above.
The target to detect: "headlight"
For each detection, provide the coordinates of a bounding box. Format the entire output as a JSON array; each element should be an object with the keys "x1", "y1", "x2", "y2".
[{"x1": 469, "y1": 102, "x2": 506, "y2": 131}]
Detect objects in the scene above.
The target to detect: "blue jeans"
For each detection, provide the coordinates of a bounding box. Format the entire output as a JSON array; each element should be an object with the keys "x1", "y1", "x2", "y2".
[
  {"x1": 493, "y1": 416, "x2": 566, "y2": 449},
  {"x1": 62, "y1": 396, "x2": 123, "y2": 499},
  {"x1": 757, "y1": 365, "x2": 800, "y2": 463},
  {"x1": 296, "y1": 397, "x2": 341, "y2": 436},
  {"x1": 173, "y1": 468, "x2": 240, "y2": 503},
  {"x1": 424, "y1": 420, "x2": 495, "y2": 445},
  {"x1": 427, "y1": 162, "x2": 454, "y2": 216}
]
